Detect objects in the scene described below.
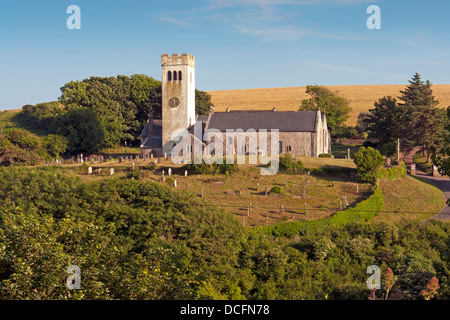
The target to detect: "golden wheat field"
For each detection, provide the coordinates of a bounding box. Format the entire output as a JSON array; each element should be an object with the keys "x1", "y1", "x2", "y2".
[{"x1": 208, "y1": 85, "x2": 450, "y2": 126}]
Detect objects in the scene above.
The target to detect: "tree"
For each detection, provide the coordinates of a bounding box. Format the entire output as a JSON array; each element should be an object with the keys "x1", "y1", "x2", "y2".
[
  {"x1": 353, "y1": 146, "x2": 385, "y2": 184},
  {"x1": 356, "y1": 111, "x2": 371, "y2": 135},
  {"x1": 433, "y1": 106, "x2": 450, "y2": 205},
  {"x1": 420, "y1": 277, "x2": 440, "y2": 300},
  {"x1": 195, "y1": 89, "x2": 214, "y2": 115},
  {"x1": 367, "y1": 96, "x2": 403, "y2": 143},
  {"x1": 397, "y1": 73, "x2": 445, "y2": 156},
  {"x1": 398, "y1": 73, "x2": 438, "y2": 108},
  {"x1": 299, "y1": 85, "x2": 351, "y2": 135},
  {"x1": 43, "y1": 134, "x2": 69, "y2": 158},
  {"x1": 56, "y1": 107, "x2": 104, "y2": 154}
]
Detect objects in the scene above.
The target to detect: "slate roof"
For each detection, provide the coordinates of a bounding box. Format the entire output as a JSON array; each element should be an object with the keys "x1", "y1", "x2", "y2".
[
  {"x1": 206, "y1": 110, "x2": 319, "y2": 132},
  {"x1": 141, "y1": 119, "x2": 162, "y2": 148}
]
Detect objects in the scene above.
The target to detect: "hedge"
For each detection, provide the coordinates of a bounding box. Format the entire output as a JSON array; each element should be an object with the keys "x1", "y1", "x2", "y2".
[
  {"x1": 378, "y1": 162, "x2": 407, "y2": 180},
  {"x1": 249, "y1": 186, "x2": 384, "y2": 238}
]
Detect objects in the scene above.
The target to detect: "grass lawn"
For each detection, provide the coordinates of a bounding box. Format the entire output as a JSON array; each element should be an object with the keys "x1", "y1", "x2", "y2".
[
  {"x1": 331, "y1": 143, "x2": 362, "y2": 159},
  {"x1": 373, "y1": 175, "x2": 446, "y2": 223}
]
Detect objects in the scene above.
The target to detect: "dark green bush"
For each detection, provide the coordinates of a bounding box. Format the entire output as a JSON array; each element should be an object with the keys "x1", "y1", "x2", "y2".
[
  {"x1": 186, "y1": 160, "x2": 214, "y2": 174},
  {"x1": 353, "y1": 147, "x2": 385, "y2": 185},
  {"x1": 318, "y1": 153, "x2": 333, "y2": 158},
  {"x1": 379, "y1": 141, "x2": 397, "y2": 157},
  {"x1": 126, "y1": 169, "x2": 142, "y2": 180},
  {"x1": 270, "y1": 186, "x2": 284, "y2": 194},
  {"x1": 213, "y1": 160, "x2": 238, "y2": 174},
  {"x1": 165, "y1": 177, "x2": 175, "y2": 185},
  {"x1": 279, "y1": 153, "x2": 304, "y2": 174}
]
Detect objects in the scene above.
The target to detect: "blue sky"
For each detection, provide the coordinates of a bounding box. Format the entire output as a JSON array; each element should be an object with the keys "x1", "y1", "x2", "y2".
[{"x1": 1, "y1": 0, "x2": 450, "y2": 110}]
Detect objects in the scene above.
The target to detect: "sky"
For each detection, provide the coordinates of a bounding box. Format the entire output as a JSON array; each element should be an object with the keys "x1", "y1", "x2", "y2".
[{"x1": 1, "y1": 0, "x2": 450, "y2": 110}]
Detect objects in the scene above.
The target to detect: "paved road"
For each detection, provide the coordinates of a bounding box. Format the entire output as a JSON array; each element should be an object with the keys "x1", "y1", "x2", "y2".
[{"x1": 403, "y1": 148, "x2": 450, "y2": 221}]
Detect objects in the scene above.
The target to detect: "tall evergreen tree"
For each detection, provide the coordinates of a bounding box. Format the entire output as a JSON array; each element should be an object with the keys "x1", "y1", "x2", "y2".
[
  {"x1": 397, "y1": 73, "x2": 444, "y2": 156},
  {"x1": 398, "y1": 73, "x2": 439, "y2": 108}
]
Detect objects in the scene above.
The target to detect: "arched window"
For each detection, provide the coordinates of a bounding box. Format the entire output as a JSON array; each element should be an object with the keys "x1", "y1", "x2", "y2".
[
  {"x1": 178, "y1": 71, "x2": 182, "y2": 81},
  {"x1": 173, "y1": 71, "x2": 178, "y2": 81},
  {"x1": 168, "y1": 71, "x2": 172, "y2": 81}
]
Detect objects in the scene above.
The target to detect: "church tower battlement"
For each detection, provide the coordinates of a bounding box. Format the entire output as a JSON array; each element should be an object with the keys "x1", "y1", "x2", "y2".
[{"x1": 161, "y1": 53, "x2": 196, "y2": 155}]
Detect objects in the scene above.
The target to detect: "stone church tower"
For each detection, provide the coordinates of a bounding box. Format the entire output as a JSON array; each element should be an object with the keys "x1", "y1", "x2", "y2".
[{"x1": 161, "y1": 53, "x2": 196, "y2": 155}]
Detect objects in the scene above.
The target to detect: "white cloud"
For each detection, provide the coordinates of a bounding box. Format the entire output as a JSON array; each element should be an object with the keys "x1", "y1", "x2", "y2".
[{"x1": 234, "y1": 25, "x2": 316, "y2": 41}]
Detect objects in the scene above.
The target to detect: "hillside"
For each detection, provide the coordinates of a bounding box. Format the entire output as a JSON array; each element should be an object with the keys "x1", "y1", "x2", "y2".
[{"x1": 208, "y1": 84, "x2": 450, "y2": 126}]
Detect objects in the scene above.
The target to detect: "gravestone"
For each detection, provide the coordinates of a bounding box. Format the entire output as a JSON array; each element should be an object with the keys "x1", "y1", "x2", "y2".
[
  {"x1": 433, "y1": 165, "x2": 441, "y2": 177},
  {"x1": 185, "y1": 170, "x2": 188, "y2": 177},
  {"x1": 410, "y1": 163, "x2": 416, "y2": 176},
  {"x1": 110, "y1": 168, "x2": 114, "y2": 176},
  {"x1": 88, "y1": 167, "x2": 92, "y2": 174},
  {"x1": 174, "y1": 180, "x2": 177, "y2": 187},
  {"x1": 98, "y1": 168, "x2": 102, "y2": 175},
  {"x1": 168, "y1": 168, "x2": 172, "y2": 176},
  {"x1": 132, "y1": 162, "x2": 135, "y2": 170}
]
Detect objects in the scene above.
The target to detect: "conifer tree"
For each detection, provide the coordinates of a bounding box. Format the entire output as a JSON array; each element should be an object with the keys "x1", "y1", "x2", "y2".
[{"x1": 397, "y1": 73, "x2": 445, "y2": 157}]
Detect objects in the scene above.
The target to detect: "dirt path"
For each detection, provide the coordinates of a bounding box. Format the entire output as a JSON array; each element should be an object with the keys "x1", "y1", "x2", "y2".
[{"x1": 403, "y1": 148, "x2": 450, "y2": 221}]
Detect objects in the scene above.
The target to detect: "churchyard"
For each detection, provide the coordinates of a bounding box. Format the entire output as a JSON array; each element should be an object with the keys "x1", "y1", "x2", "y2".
[{"x1": 42, "y1": 149, "x2": 445, "y2": 227}]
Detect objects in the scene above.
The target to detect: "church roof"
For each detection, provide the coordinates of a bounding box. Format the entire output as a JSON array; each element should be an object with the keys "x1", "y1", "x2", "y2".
[
  {"x1": 141, "y1": 119, "x2": 162, "y2": 139},
  {"x1": 141, "y1": 119, "x2": 162, "y2": 148},
  {"x1": 141, "y1": 136, "x2": 162, "y2": 148},
  {"x1": 206, "y1": 110, "x2": 320, "y2": 132}
]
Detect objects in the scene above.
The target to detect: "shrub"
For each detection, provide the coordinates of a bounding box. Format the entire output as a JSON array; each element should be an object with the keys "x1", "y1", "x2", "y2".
[
  {"x1": 142, "y1": 163, "x2": 158, "y2": 171},
  {"x1": 279, "y1": 153, "x2": 304, "y2": 174},
  {"x1": 186, "y1": 160, "x2": 214, "y2": 175},
  {"x1": 270, "y1": 186, "x2": 284, "y2": 194},
  {"x1": 6, "y1": 128, "x2": 41, "y2": 151},
  {"x1": 353, "y1": 147, "x2": 384, "y2": 185},
  {"x1": 126, "y1": 169, "x2": 142, "y2": 180},
  {"x1": 318, "y1": 153, "x2": 333, "y2": 158},
  {"x1": 379, "y1": 162, "x2": 407, "y2": 180},
  {"x1": 213, "y1": 160, "x2": 238, "y2": 174},
  {"x1": 165, "y1": 177, "x2": 175, "y2": 185}
]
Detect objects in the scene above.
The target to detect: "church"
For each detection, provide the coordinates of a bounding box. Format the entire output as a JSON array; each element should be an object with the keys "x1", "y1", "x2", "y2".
[{"x1": 140, "y1": 53, "x2": 331, "y2": 159}]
